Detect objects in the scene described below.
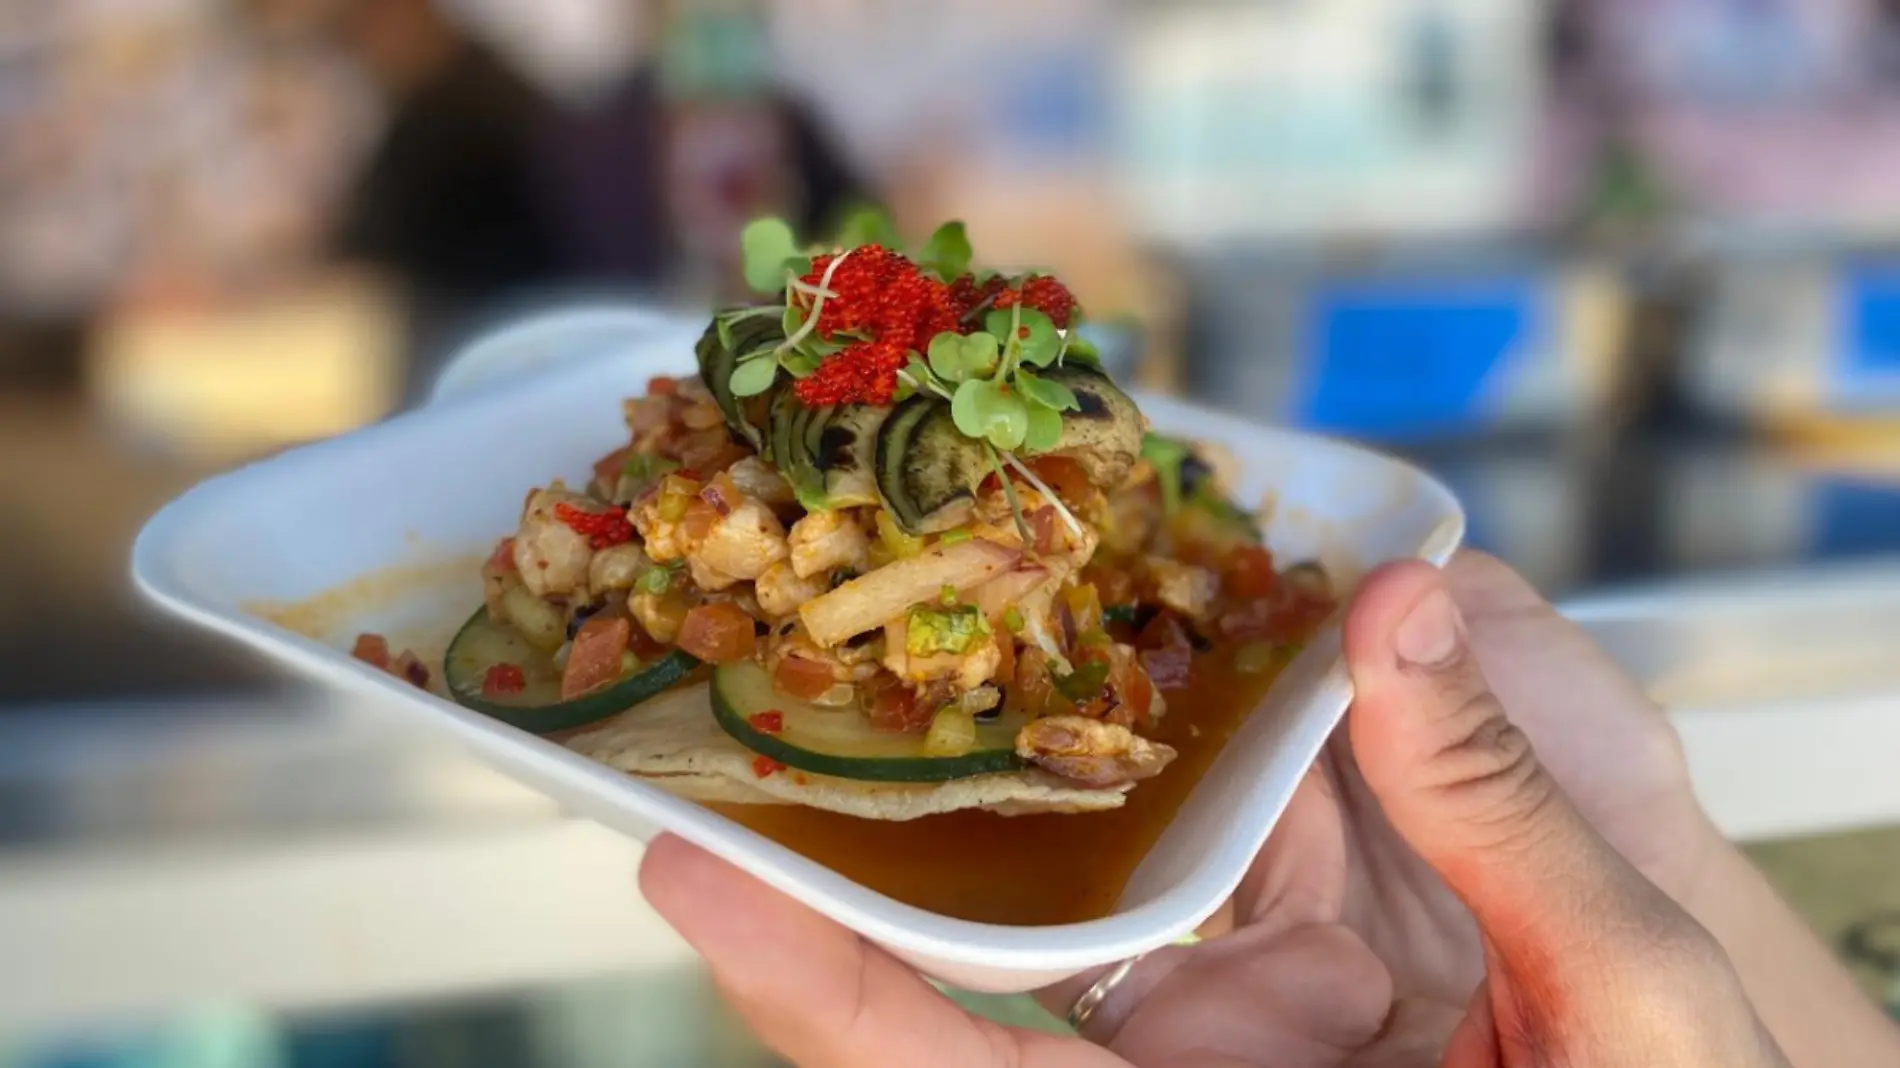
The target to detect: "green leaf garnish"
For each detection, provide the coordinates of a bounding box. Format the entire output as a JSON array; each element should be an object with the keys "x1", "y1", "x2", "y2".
[
  {"x1": 806, "y1": 334, "x2": 849, "y2": 359},
  {"x1": 984, "y1": 306, "x2": 1060, "y2": 369},
  {"x1": 1063, "y1": 333, "x2": 1102, "y2": 367},
  {"x1": 835, "y1": 206, "x2": 902, "y2": 251},
  {"x1": 741, "y1": 218, "x2": 801, "y2": 293},
  {"x1": 781, "y1": 302, "x2": 806, "y2": 338},
  {"x1": 1014, "y1": 369, "x2": 1078, "y2": 412},
  {"x1": 1141, "y1": 432, "x2": 1191, "y2": 516},
  {"x1": 953, "y1": 378, "x2": 1027, "y2": 451},
  {"x1": 900, "y1": 354, "x2": 939, "y2": 398},
  {"x1": 1016, "y1": 309, "x2": 1061, "y2": 367},
  {"x1": 917, "y1": 221, "x2": 972, "y2": 280},
  {"x1": 714, "y1": 305, "x2": 778, "y2": 350},
  {"x1": 636, "y1": 561, "x2": 684, "y2": 595},
  {"x1": 927, "y1": 331, "x2": 999, "y2": 383},
  {"x1": 1051, "y1": 659, "x2": 1110, "y2": 702},
  {"x1": 781, "y1": 350, "x2": 822, "y2": 377},
  {"x1": 1023, "y1": 404, "x2": 1063, "y2": 452},
  {"x1": 906, "y1": 603, "x2": 991, "y2": 656},
  {"x1": 728, "y1": 355, "x2": 781, "y2": 397},
  {"x1": 985, "y1": 443, "x2": 1033, "y2": 549}
]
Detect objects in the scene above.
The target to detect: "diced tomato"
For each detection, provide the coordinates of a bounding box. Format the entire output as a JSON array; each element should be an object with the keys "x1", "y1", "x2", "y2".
[
  {"x1": 1080, "y1": 563, "x2": 1136, "y2": 607},
  {"x1": 676, "y1": 603, "x2": 757, "y2": 663},
  {"x1": 748, "y1": 710, "x2": 785, "y2": 734},
  {"x1": 1215, "y1": 599, "x2": 1277, "y2": 640},
  {"x1": 483, "y1": 663, "x2": 527, "y2": 696},
  {"x1": 390, "y1": 650, "x2": 431, "y2": 688},
  {"x1": 772, "y1": 655, "x2": 835, "y2": 702},
  {"x1": 647, "y1": 375, "x2": 679, "y2": 396},
  {"x1": 1282, "y1": 588, "x2": 1338, "y2": 635},
  {"x1": 751, "y1": 755, "x2": 786, "y2": 778},
  {"x1": 1136, "y1": 614, "x2": 1195, "y2": 690},
  {"x1": 1028, "y1": 456, "x2": 1093, "y2": 505},
  {"x1": 1025, "y1": 507, "x2": 1060, "y2": 555},
  {"x1": 1223, "y1": 544, "x2": 1279, "y2": 601},
  {"x1": 1217, "y1": 583, "x2": 1333, "y2": 642},
  {"x1": 864, "y1": 677, "x2": 933, "y2": 733},
  {"x1": 990, "y1": 631, "x2": 1016, "y2": 685},
  {"x1": 628, "y1": 621, "x2": 669, "y2": 660},
  {"x1": 1106, "y1": 643, "x2": 1157, "y2": 727},
  {"x1": 562, "y1": 616, "x2": 632, "y2": 699},
  {"x1": 351, "y1": 633, "x2": 391, "y2": 670},
  {"x1": 484, "y1": 538, "x2": 517, "y2": 574}
]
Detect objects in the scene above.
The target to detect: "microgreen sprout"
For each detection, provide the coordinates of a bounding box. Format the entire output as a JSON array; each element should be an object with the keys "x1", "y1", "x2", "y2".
[{"x1": 721, "y1": 212, "x2": 1090, "y2": 453}]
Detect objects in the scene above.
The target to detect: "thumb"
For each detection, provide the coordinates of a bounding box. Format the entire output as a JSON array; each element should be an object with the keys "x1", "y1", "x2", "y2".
[{"x1": 1341, "y1": 561, "x2": 1676, "y2": 961}]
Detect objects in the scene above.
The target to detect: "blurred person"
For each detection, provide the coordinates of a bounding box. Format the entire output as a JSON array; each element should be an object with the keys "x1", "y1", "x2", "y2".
[
  {"x1": 643, "y1": 553, "x2": 1900, "y2": 1067},
  {"x1": 539, "y1": 0, "x2": 871, "y2": 300},
  {"x1": 328, "y1": 0, "x2": 562, "y2": 372}
]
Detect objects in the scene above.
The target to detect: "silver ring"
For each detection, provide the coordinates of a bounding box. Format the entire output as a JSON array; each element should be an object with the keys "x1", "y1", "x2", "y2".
[{"x1": 1065, "y1": 953, "x2": 1145, "y2": 1035}]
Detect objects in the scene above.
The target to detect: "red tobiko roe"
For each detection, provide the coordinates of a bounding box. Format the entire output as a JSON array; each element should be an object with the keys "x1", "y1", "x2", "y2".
[
  {"x1": 792, "y1": 244, "x2": 959, "y2": 406},
  {"x1": 788, "y1": 244, "x2": 1081, "y2": 406},
  {"x1": 794, "y1": 336, "x2": 910, "y2": 406},
  {"x1": 990, "y1": 274, "x2": 1078, "y2": 329},
  {"x1": 552, "y1": 501, "x2": 634, "y2": 549},
  {"x1": 1017, "y1": 275, "x2": 1079, "y2": 328}
]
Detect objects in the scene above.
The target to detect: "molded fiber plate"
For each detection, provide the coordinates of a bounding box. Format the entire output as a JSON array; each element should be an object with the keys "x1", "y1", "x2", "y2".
[{"x1": 133, "y1": 307, "x2": 1463, "y2": 992}]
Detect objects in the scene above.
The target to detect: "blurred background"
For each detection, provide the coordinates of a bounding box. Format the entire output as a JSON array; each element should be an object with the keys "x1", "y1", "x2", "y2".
[{"x1": 5, "y1": 0, "x2": 1900, "y2": 1063}]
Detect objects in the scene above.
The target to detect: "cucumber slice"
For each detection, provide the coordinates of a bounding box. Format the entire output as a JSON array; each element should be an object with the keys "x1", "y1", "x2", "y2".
[
  {"x1": 874, "y1": 367, "x2": 1145, "y2": 535},
  {"x1": 443, "y1": 608, "x2": 698, "y2": 733},
  {"x1": 874, "y1": 395, "x2": 989, "y2": 534},
  {"x1": 711, "y1": 661, "x2": 1028, "y2": 782},
  {"x1": 1037, "y1": 364, "x2": 1143, "y2": 489},
  {"x1": 810, "y1": 404, "x2": 886, "y2": 507},
  {"x1": 697, "y1": 315, "x2": 782, "y2": 449},
  {"x1": 768, "y1": 389, "x2": 812, "y2": 487}
]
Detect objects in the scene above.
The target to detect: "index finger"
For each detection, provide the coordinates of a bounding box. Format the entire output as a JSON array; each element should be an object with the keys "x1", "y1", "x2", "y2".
[{"x1": 639, "y1": 834, "x2": 1124, "y2": 1068}]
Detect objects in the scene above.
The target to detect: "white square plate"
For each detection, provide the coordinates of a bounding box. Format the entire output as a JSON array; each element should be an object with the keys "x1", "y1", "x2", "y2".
[{"x1": 133, "y1": 306, "x2": 1463, "y2": 992}]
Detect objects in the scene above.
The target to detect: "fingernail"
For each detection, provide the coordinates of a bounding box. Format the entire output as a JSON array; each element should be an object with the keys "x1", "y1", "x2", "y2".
[{"x1": 1395, "y1": 589, "x2": 1463, "y2": 668}]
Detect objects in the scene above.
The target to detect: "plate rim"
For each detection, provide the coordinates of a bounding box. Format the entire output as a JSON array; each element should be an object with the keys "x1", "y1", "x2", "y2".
[{"x1": 130, "y1": 333, "x2": 1465, "y2": 971}]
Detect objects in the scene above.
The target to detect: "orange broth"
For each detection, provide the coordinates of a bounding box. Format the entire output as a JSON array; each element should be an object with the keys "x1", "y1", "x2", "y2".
[{"x1": 712, "y1": 641, "x2": 1289, "y2": 926}]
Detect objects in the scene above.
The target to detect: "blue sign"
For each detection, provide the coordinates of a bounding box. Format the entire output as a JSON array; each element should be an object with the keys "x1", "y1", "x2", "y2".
[
  {"x1": 1809, "y1": 477, "x2": 1900, "y2": 560},
  {"x1": 1840, "y1": 266, "x2": 1900, "y2": 402},
  {"x1": 1297, "y1": 278, "x2": 1539, "y2": 441}
]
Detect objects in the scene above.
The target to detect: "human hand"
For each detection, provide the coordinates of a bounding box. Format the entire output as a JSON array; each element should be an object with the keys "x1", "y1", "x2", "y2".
[
  {"x1": 1336, "y1": 556, "x2": 1787, "y2": 1066},
  {"x1": 1041, "y1": 551, "x2": 1718, "y2": 1059},
  {"x1": 639, "y1": 554, "x2": 1770, "y2": 1066}
]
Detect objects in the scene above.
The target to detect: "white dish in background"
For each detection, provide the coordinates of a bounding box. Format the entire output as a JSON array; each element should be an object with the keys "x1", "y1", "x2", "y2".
[{"x1": 132, "y1": 306, "x2": 1464, "y2": 993}]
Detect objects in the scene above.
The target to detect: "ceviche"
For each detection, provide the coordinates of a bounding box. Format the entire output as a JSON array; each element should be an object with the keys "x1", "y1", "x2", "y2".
[{"x1": 355, "y1": 215, "x2": 1338, "y2": 825}]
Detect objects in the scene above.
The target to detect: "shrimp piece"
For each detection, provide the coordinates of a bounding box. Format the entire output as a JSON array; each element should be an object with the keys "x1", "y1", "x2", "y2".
[
  {"x1": 512, "y1": 486, "x2": 596, "y2": 598},
  {"x1": 1015, "y1": 716, "x2": 1176, "y2": 787},
  {"x1": 754, "y1": 561, "x2": 829, "y2": 619},
  {"x1": 692, "y1": 498, "x2": 788, "y2": 581},
  {"x1": 787, "y1": 510, "x2": 870, "y2": 579}
]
